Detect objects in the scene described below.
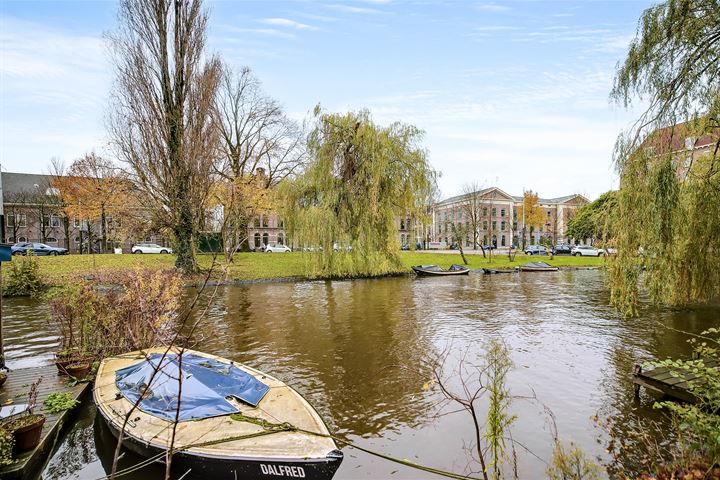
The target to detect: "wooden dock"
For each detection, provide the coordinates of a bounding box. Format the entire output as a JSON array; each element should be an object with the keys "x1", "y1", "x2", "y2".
[
  {"x1": 0, "y1": 365, "x2": 89, "y2": 479},
  {"x1": 633, "y1": 358, "x2": 718, "y2": 403}
]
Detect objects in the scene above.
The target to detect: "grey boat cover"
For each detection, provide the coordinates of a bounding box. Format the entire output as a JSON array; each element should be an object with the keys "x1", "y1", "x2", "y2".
[
  {"x1": 115, "y1": 353, "x2": 270, "y2": 422},
  {"x1": 521, "y1": 262, "x2": 554, "y2": 269}
]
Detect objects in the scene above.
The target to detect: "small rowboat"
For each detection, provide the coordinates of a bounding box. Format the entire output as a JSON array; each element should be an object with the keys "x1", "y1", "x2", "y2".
[
  {"x1": 482, "y1": 268, "x2": 516, "y2": 274},
  {"x1": 518, "y1": 261, "x2": 559, "y2": 272},
  {"x1": 94, "y1": 347, "x2": 343, "y2": 479},
  {"x1": 411, "y1": 264, "x2": 470, "y2": 276}
]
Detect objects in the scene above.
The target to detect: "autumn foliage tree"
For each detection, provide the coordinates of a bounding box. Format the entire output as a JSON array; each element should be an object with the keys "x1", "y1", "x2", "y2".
[
  {"x1": 517, "y1": 190, "x2": 544, "y2": 249},
  {"x1": 213, "y1": 64, "x2": 306, "y2": 257}
]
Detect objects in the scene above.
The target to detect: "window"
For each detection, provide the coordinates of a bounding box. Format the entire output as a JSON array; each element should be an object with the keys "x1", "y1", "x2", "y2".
[
  {"x1": 483, "y1": 235, "x2": 487, "y2": 244},
  {"x1": 278, "y1": 233, "x2": 284, "y2": 245},
  {"x1": 50, "y1": 214, "x2": 61, "y2": 227},
  {"x1": 491, "y1": 208, "x2": 496, "y2": 217},
  {"x1": 401, "y1": 234, "x2": 406, "y2": 245},
  {"x1": 262, "y1": 216, "x2": 269, "y2": 228},
  {"x1": 262, "y1": 233, "x2": 269, "y2": 245},
  {"x1": 501, "y1": 235, "x2": 506, "y2": 247},
  {"x1": 513, "y1": 222, "x2": 518, "y2": 231},
  {"x1": 547, "y1": 211, "x2": 551, "y2": 217},
  {"x1": 6, "y1": 215, "x2": 13, "y2": 228},
  {"x1": 400, "y1": 219, "x2": 405, "y2": 230},
  {"x1": 254, "y1": 233, "x2": 261, "y2": 247},
  {"x1": 279, "y1": 218, "x2": 284, "y2": 229},
  {"x1": 483, "y1": 221, "x2": 488, "y2": 230},
  {"x1": 685, "y1": 137, "x2": 695, "y2": 150},
  {"x1": 46, "y1": 237, "x2": 58, "y2": 244},
  {"x1": 501, "y1": 209, "x2": 505, "y2": 217},
  {"x1": 253, "y1": 217, "x2": 260, "y2": 228},
  {"x1": 15, "y1": 214, "x2": 26, "y2": 227},
  {"x1": 492, "y1": 235, "x2": 497, "y2": 247},
  {"x1": 18, "y1": 236, "x2": 26, "y2": 242},
  {"x1": 482, "y1": 207, "x2": 487, "y2": 216},
  {"x1": 74, "y1": 217, "x2": 81, "y2": 228},
  {"x1": 501, "y1": 221, "x2": 506, "y2": 230},
  {"x1": 492, "y1": 221, "x2": 497, "y2": 230}
]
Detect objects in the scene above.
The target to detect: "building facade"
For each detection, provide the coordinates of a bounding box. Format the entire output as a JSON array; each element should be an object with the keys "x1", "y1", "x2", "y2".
[{"x1": 432, "y1": 187, "x2": 588, "y2": 249}]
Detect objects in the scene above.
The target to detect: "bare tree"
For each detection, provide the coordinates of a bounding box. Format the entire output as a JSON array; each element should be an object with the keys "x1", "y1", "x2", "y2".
[
  {"x1": 108, "y1": 0, "x2": 221, "y2": 272},
  {"x1": 3, "y1": 190, "x2": 31, "y2": 243},
  {"x1": 214, "y1": 64, "x2": 307, "y2": 256},
  {"x1": 458, "y1": 181, "x2": 486, "y2": 256}
]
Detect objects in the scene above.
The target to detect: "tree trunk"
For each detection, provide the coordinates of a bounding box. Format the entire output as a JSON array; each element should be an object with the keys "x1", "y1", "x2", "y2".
[
  {"x1": 174, "y1": 197, "x2": 196, "y2": 272},
  {"x1": 101, "y1": 206, "x2": 107, "y2": 253},
  {"x1": 63, "y1": 217, "x2": 70, "y2": 250}
]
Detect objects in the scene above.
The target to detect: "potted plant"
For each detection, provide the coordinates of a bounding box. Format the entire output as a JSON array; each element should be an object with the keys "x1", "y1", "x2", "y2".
[
  {"x1": 64, "y1": 363, "x2": 90, "y2": 381},
  {"x1": 55, "y1": 348, "x2": 92, "y2": 375},
  {"x1": 2, "y1": 378, "x2": 45, "y2": 452}
]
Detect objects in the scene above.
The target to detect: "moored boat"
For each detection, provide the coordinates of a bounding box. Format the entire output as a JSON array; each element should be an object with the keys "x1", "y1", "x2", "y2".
[
  {"x1": 411, "y1": 264, "x2": 470, "y2": 276},
  {"x1": 518, "y1": 261, "x2": 559, "y2": 272},
  {"x1": 482, "y1": 268, "x2": 516, "y2": 274},
  {"x1": 93, "y1": 347, "x2": 343, "y2": 479}
]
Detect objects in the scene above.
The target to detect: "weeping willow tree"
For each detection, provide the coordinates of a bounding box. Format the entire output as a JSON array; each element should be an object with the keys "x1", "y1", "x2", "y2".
[
  {"x1": 609, "y1": 0, "x2": 720, "y2": 316},
  {"x1": 280, "y1": 108, "x2": 436, "y2": 277}
]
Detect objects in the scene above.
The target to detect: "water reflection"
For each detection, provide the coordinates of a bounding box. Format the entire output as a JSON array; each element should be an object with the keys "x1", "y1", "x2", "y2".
[{"x1": 0, "y1": 270, "x2": 713, "y2": 479}]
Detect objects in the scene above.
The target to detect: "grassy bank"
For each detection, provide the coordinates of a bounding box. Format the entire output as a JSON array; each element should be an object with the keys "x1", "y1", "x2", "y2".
[{"x1": 26, "y1": 251, "x2": 605, "y2": 286}]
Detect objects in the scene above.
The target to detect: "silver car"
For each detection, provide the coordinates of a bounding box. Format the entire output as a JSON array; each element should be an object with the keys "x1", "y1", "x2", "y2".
[{"x1": 131, "y1": 243, "x2": 173, "y2": 254}]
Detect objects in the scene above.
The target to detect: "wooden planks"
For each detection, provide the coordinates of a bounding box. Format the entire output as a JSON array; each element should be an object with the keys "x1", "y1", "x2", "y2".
[
  {"x1": 633, "y1": 358, "x2": 719, "y2": 404},
  {"x1": 0, "y1": 365, "x2": 89, "y2": 480}
]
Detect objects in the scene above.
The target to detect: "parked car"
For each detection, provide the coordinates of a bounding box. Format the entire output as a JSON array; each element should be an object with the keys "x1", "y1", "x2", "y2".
[
  {"x1": 11, "y1": 242, "x2": 68, "y2": 256},
  {"x1": 401, "y1": 244, "x2": 410, "y2": 251},
  {"x1": 571, "y1": 245, "x2": 603, "y2": 257},
  {"x1": 131, "y1": 243, "x2": 173, "y2": 254},
  {"x1": 552, "y1": 244, "x2": 573, "y2": 255},
  {"x1": 524, "y1": 245, "x2": 548, "y2": 255},
  {"x1": 265, "y1": 244, "x2": 291, "y2": 253},
  {"x1": 481, "y1": 244, "x2": 497, "y2": 251}
]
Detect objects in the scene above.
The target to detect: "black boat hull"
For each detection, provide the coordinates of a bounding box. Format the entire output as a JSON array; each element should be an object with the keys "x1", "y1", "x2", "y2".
[{"x1": 101, "y1": 415, "x2": 344, "y2": 480}]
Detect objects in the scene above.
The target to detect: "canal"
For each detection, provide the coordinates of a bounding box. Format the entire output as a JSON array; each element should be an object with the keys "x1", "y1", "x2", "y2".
[{"x1": 3, "y1": 270, "x2": 716, "y2": 479}]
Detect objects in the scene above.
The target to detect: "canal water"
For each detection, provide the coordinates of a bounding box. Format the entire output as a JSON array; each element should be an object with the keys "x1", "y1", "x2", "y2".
[{"x1": 3, "y1": 270, "x2": 716, "y2": 479}]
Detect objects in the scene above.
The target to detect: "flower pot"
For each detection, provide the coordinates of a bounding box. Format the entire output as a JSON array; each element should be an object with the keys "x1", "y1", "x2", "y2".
[
  {"x1": 65, "y1": 363, "x2": 90, "y2": 380},
  {"x1": 6, "y1": 414, "x2": 45, "y2": 451}
]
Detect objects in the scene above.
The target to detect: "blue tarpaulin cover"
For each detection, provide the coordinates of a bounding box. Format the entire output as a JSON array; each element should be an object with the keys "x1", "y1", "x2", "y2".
[{"x1": 115, "y1": 353, "x2": 270, "y2": 422}]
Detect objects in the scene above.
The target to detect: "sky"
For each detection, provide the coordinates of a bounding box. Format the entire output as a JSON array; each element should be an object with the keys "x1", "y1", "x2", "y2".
[{"x1": 0, "y1": 0, "x2": 654, "y2": 201}]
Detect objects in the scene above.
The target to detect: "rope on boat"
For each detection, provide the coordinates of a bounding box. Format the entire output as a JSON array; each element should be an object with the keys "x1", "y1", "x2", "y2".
[{"x1": 96, "y1": 413, "x2": 483, "y2": 480}]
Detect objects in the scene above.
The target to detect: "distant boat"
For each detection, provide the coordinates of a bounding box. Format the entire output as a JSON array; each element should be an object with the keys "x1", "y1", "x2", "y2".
[
  {"x1": 94, "y1": 348, "x2": 343, "y2": 480},
  {"x1": 482, "y1": 268, "x2": 516, "y2": 274},
  {"x1": 411, "y1": 264, "x2": 470, "y2": 276},
  {"x1": 518, "y1": 261, "x2": 559, "y2": 272}
]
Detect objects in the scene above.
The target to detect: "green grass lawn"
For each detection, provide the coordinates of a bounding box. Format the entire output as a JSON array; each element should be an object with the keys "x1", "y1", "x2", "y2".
[{"x1": 28, "y1": 250, "x2": 604, "y2": 286}]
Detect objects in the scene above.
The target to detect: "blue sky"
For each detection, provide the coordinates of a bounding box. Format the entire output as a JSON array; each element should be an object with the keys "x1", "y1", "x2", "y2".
[{"x1": 0, "y1": 0, "x2": 653, "y2": 200}]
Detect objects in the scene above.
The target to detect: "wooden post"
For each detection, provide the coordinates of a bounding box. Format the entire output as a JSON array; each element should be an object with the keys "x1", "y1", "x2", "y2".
[{"x1": 633, "y1": 364, "x2": 642, "y2": 398}]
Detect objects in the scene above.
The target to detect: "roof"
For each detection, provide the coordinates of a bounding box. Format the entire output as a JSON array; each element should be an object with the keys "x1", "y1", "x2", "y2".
[
  {"x1": 1, "y1": 172, "x2": 56, "y2": 199},
  {"x1": 643, "y1": 121, "x2": 720, "y2": 154},
  {"x1": 439, "y1": 187, "x2": 588, "y2": 206},
  {"x1": 438, "y1": 186, "x2": 515, "y2": 206}
]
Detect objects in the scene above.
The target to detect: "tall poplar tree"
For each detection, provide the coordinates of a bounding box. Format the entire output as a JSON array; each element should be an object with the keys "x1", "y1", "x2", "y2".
[{"x1": 108, "y1": 0, "x2": 220, "y2": 272}]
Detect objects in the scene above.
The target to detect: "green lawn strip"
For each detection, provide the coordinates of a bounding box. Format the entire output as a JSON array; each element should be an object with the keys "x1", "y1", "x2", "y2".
[{"x1": 29, "y1": 251, "x2": 604, "y2": 287}]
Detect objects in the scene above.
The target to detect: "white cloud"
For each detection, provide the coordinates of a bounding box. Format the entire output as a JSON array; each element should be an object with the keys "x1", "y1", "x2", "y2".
[
  {"x1": 325, "y1": 4, "x2": 384, "y2": 14},
  {"x1": 258, "y1": 18, "x2": 318, "y2": 31},
  {"x1": 0, "y1": 16, "x2": 110, "y2": 169},
  {"x1": 474, "y1": 3, "x2": 512, "y2": 13}
]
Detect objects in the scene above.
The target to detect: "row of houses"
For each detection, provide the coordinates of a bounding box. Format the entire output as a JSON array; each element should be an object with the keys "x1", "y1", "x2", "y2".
[{"x1": 0, "y1": 170, "x2": 588, "y2": 251}]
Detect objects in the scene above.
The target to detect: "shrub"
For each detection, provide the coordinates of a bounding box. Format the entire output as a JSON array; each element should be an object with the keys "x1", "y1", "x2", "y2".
[
  {"x1": 3, "y1": 253, "x2": 45, "y2": 297},
  {"x1": 48, "y1": 268, "x2": 183, "y2": 359}
]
